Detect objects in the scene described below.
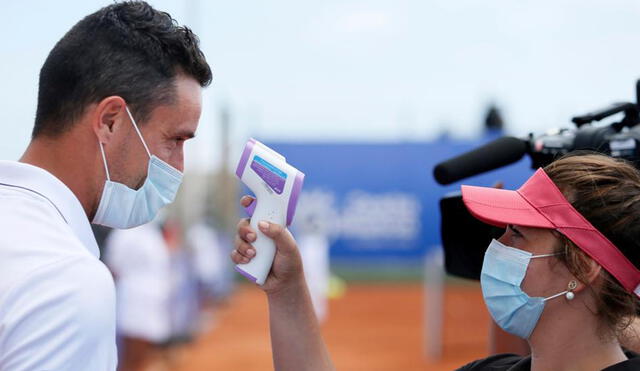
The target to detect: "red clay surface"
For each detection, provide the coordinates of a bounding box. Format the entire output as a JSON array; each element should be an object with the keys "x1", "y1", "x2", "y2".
[{"x1": 176, "y1": 282, "x2": 490, "y2": 371}]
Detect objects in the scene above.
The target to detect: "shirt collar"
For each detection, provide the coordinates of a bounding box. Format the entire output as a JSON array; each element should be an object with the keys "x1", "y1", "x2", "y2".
[{"x1": 0, "y1": 160, "x2": 100, "y2": 258}]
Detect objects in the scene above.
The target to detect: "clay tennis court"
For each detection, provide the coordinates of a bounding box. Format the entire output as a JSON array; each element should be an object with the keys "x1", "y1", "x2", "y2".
[{"x1": 175, "y1": 282, "x2": 490, "y2": 371}]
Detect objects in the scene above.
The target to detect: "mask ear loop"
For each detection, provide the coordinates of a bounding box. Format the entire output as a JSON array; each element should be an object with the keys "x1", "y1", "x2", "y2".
[
  {"x1": 530, "y1": 253, "x2": 576, "y2": 301},
  {"x1": 543, "y1": 281, "x2": 578, "y2": 302},
  {"x1": 125, "y1": 106, "x2": 152, "y2": 159},
  {"x1": 98, "y1": 141, "x2": 111, "y2": 182},
  {"x1": 530, "y1": 252, "x2": 562, "y2": 259},
  {"x1": 543, "y1": 290, "x2": 569, "y2": 302}
]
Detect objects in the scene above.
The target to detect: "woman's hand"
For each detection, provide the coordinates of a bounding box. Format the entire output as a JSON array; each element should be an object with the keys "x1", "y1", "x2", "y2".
[
  {"x1": 230, "y1": 195, "x2": 305, "y2": 295},
  {"x1": 230, "y1": 195, "x2": 335, "y2": 370}
]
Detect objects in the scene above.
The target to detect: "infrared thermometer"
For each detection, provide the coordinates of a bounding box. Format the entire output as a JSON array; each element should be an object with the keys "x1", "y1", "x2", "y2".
[{"x1": 234, "y1": 138, "x2": 305, "y2": 285}]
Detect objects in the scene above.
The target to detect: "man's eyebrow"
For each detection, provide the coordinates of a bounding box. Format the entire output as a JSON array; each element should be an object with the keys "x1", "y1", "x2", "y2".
[{"x1": 173, "y1": 129, "x2": 196, "y2": 139}]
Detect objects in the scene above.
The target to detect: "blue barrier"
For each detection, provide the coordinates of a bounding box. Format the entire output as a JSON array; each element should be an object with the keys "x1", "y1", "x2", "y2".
[{"x1": 258, "y1": 137, "x2": 532, "y2": 264}]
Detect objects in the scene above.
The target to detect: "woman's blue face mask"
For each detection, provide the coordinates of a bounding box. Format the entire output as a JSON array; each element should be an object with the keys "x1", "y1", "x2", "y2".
[{"x1": 480, "y1": 239, "x2": 568, "y2": 339}]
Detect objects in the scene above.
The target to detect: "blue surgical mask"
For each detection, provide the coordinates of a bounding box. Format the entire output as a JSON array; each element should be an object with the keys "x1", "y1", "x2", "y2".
[
  {"x1": 92, "y1": 107, "x2": 183, "y2": 229},
  {"x1": 480, "y1": 239, "x2": 567, "y2": 339}
]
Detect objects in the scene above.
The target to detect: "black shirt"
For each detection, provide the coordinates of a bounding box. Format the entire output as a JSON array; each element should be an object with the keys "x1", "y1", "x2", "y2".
[{"x1": 457, "y1": 350, "x2": 640, "y2": 371}]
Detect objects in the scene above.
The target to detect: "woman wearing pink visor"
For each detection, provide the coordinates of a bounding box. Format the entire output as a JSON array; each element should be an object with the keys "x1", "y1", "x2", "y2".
[{"x1": 456, "y1": 154, "x2": 640, "y2": 371}]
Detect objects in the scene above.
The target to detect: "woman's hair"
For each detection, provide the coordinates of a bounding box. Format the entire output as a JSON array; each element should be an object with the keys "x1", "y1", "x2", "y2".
[{"x1": 544, "y1": 153, "x2": 640, "y2": 335}]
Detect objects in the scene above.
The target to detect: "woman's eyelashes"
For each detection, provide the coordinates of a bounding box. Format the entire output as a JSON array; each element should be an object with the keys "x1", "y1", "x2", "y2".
[{"x1": 508, "y1": 224, "x2": 524, "y2": 238}]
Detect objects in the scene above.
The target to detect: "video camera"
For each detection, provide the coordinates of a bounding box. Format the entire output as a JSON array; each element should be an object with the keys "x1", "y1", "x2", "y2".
[{"x1": 435, "y1": 80, "x2": 640, "y2": 280}]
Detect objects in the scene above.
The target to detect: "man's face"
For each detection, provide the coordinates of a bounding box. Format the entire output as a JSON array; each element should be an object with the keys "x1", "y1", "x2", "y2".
[{"x1": 118, "y1": 74, "x2": 202, "y2": 189}]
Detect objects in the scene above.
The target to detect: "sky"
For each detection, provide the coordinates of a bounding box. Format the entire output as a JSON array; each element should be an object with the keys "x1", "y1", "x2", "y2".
[{"x1": 1, "y1": 0, "x2": 640, "y2": 172}]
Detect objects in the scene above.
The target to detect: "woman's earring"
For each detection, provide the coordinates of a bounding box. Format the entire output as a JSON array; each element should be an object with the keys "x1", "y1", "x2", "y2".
[{"x1": 566, "y1": 280, "x2": 577, "y2": 300}]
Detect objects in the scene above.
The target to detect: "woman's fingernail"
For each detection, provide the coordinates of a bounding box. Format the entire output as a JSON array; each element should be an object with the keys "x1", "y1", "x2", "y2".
[
  {"x1": 247, "y1": 249, "x2": 255, "y2": 257},
  {"x1": 247, "y1": 232, "x2": 256, "y2": 241},
  {"x1": 259, "y1": 221, "x2": 269, "y2": 230}
]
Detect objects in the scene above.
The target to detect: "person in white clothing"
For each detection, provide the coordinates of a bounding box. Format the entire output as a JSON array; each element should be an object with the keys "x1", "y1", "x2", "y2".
[
  {"x1": 186, "y1": 220, "x2": 234, "y2": 301},
  {"x1": 0, "y1": 2, "x2": 211, "y2": 370},
  {"x1": 105, "y1": 222, "x2": 173, "y2": 370},
  {"x1": 297, "y1": 215, "x2": 331, "y2": 323}
]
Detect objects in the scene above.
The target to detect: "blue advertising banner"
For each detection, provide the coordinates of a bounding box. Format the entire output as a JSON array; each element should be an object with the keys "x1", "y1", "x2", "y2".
[{"x1": 262, "y1": 136, "x2": 532, "y2": 264}]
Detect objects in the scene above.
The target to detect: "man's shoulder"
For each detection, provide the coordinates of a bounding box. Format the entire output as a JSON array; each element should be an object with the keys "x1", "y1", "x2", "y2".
[
  {"x1": 0, "y1": 184, "x2": 95, "y2": 283},
  {"x1": 0, "y1": 184, "x2": 73, "y2": 245},
  {"x1": 0, "y1": 179, "x2": 113, "y2": 321},
  {"x1": 0, "y1": 180, "x2": 60, "y2": 214}
]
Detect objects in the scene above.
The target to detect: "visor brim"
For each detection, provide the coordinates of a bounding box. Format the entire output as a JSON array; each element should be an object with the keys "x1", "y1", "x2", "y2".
[{"x1": 461, "y1": 185, "x2": 554, "y2": 229}]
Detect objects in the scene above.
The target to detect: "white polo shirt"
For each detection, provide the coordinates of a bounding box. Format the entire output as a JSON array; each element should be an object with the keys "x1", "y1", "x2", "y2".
[{"x1": 0, "y1": 161, "x2": 117, "y2": 370}]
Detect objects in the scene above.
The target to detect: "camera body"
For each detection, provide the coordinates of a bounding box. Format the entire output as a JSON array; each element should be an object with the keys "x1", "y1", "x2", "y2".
[
  {"x1": 438, "y1": 83, "x2": 640, "y2": 280},
  {"x1": 528, "y1": 105, "x2": 640, "y2": 169}
]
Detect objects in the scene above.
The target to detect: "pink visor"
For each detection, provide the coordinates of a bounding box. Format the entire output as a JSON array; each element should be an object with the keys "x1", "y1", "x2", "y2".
[{"x1": 461, "y1": 168, "x2": 640, "y2": 298}]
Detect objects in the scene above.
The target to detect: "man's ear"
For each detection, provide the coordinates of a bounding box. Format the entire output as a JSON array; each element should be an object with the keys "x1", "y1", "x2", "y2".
[{"x1": 92, "y1": 96, "x2": 127, "y2": 144}]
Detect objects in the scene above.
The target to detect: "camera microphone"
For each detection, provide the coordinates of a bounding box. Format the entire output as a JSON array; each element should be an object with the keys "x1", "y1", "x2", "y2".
[{"x1": 433, "y1": 136, "x2": 528, "y2": 185}]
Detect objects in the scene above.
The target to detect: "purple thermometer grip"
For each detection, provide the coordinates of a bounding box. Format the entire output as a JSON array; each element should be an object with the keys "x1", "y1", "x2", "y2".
[
  {"x1": 245, "y1": 200, "x2": 257, "y2": 217},
  {"x1": 236, "y1": 138, "x2": 257, "y2": 179},
  {"x1": 234, "y1": 266, "x2": 258, "y2": 282},
  {"x1": 286, "y1": 171, "x2": 305, "y2": 226}
]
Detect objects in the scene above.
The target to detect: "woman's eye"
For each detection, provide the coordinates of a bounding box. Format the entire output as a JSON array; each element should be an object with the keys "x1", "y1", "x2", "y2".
[{"x1": 508, "y1": 224, "x2": 523, "y2": 237}]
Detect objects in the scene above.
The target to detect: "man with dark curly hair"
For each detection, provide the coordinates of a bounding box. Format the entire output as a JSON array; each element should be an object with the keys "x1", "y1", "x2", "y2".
[
  {"x1": 0, "y1": 2, "x2": 333, "y2": 370},
  {"x1": 0, "y1": 2, "x2": 210, "y2": 369}
]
